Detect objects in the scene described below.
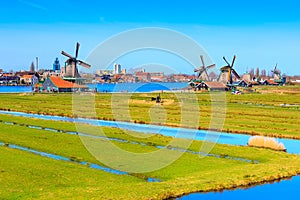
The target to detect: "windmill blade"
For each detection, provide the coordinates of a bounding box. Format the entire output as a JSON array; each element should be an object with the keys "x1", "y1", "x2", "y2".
[
  {"x1": 206, "y1": 64, "x2": 216, "y2": 69},
  {"x1": 61, "y1": 51, "x2": 74, "y2": 59},
  {"x1": 75, "y1": 42, "x2": 80, "y2": 58},
  {"x1": 232, "y1": 69, "x2": 240, "y2": 79},
  {"x1": 231, "y1": 55, "x2": 236, "y2": 68},
  {"x1": 200, "y1": 55, "x2": 205, "y2": 67},
  {"x1": 78, "y1": 60, "x2": 91, "y2": 69},
  {"x1": 223, "y1": 56, "x2": 230, "y2": 66}
]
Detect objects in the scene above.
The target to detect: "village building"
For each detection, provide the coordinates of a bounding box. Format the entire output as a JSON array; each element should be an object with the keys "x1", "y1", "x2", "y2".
[
  {"x1": 135, "y1": 72, "x2": 151, "y2": 82},
  {"x1": 41, "y1": 76, "x2": 87, "y2": 92},
  {"x1": 150, "y1": 72, "x2": 164, "y2": 82},
  {"x1": 120, "y1": 74, "x2": 137, "y2": 83},
  {"x1": 196, "y1": 81, "x2": 228, "y2": 91},
  {"x1": 0, "y1": 73, "x2": 20, "y2": 85},
  {"x1": 242, "y1": 72, "x2": 251, "y2": 82},
  {"x1": 20, "y1": 74, "x2": 39, "y2": 85},
  {"x1": 172, "y1": 74, "x2": 190, "y2": 82},
  {"x1": 38, "y1": 70, "x2": 60, "y2": 82},
  {"x1": 233, "y1": 80, "x2": 252, "y2": 87},
  {"x1": 261, "y1": 79, "x2": 279, "y2": 86}
]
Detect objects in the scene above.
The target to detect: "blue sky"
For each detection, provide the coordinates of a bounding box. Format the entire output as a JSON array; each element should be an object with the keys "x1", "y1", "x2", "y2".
[{"x1": 1, "y1": 0, "x2": 300, "y2": 75}]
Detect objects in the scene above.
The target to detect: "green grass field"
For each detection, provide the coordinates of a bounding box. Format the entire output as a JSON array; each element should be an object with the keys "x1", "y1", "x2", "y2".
[
  {"x1": 0, "y1": 88, "x2": 300, "y2": 199},
  {"x1": 1, "y1": 113, "x2": 300, "y2": 199},
  {"x1": 0, "y1": 87, "x2": 299, "y2": 139}
]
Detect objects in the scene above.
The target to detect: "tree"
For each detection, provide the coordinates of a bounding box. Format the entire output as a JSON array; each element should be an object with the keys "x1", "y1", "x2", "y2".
[
  {"x1": 256, "y1": 67, "x2": 260, "y2": 78},
  {"x1": 261, "y1": 69, "x2": 266, "y2": 77},
  {"x1": 249, "y1": 68, "x2": 254, "y2": 78}
]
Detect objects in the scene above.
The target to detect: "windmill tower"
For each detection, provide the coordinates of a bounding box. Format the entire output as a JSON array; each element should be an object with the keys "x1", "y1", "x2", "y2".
[
  {"x1": 194, "y1": 55, "x2": 216, "y2": 81},
  {"x1": 61, "y1": 42, "x2": 91, "y2": 82},
  {"x1": 219, "y1": 55, "x2": 240, "y2": 85}
]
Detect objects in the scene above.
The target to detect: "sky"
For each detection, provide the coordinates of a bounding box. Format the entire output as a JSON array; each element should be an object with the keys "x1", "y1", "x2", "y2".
[{"x1": 0, "y1": 0, "x2": 300, "y2": 75}]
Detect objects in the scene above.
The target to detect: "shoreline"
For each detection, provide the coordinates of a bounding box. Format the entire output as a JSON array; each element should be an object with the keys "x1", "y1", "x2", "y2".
[{"x1": 166, "y1": 173, "x2": 300, "y2": 200}]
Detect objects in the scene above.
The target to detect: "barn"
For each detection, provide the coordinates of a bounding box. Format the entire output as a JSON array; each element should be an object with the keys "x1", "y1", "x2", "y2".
[
  {"x1": 42, "y1": 76, "x2": 87, "y2": 92},
  {"x1": 196, "y1": 81, "x2": 228, "y2": 91}
]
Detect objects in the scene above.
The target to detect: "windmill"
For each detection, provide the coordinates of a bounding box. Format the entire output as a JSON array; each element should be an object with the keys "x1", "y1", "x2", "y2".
[
  {"x1": 219, "y1": 55, "x2": 240, "y2": 85},
  {"x1": 61, "y1": 42, "x2": 91, "y2": 79},
  {"x1": 271, "y1": 63, "x2": 281, "y2": 80},
  {"x1": 194, "y1": 55, "x2": 216, "y2": 81}
]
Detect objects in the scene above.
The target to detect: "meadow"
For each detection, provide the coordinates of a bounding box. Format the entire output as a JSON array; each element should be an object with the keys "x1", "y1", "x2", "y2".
[
  {"x1": 0, "y1": 85, "x2": 299, "y2": 139},
  {"x1": 0, "y1": 86, "x2": 300, "y2": 199},
  {"x1": 1, "y1": 113, "x2": 300, "y2": 199}
]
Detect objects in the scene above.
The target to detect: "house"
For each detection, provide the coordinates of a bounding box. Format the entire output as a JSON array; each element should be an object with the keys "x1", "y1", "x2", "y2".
[
  {"x1": 38, "y1": 70, "x2": 60, "y2": 81},
  {"x1": 173, "y1": 74, "x2": 189, "y2": 82},
  {"x1": 42, "y1": 76, "x2": 87, "y2": 92},
  {"x1": 0, "y1": 73, "x2": 20, "y2": 85},
  {"x1": 233, "y1": 80, "x2": 252, "y2": 87},
  {"x1": 196, "y1": 81, "x2": 228, "y2": 91},
  {"x1": 135, "y1": 72, "x2": 151, "y2": 82},
  {"x1": 250, "y1": 81, "x2": 260, "y2": 86},
  {"x1": 261, "y1": 80, "x2": 279, "y2": 86},
  {"x1": 150, "y1": 72, "x2": 164, "y2": 82},
  {"x1": 20, "y1": 75, "x2": 38, "y2": 85},
  {"x1": 120, "y1": 74, "x2": 137, "y2": 83}
]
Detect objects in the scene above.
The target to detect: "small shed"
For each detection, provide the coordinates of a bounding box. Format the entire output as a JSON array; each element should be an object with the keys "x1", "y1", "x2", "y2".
[
  {"x1": 233, "y1": 80, "x2": 252, "y2": 87},
  {"x1": 197, "y1": 81, "x2": 228, "y2": 91},
  {"x1": 42, "y1": 76, "x2": 87, "y2": 92},
  {"x1": 261, "y1": 80, "x2": 279, "y2": 86}
]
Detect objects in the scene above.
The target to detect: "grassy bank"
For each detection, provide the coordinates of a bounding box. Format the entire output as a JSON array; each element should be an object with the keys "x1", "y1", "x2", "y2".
[{"x1": 1, "y1": 115, "x2": 300, "y2": 199}]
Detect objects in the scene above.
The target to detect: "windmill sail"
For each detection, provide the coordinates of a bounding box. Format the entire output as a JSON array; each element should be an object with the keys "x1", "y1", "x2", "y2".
[
  {"x1": 61, "y1": 42, "x2": 91, "y2": 78},
  {"x1": 194, "y1": 55, "x2": 215, "y2": 81}
]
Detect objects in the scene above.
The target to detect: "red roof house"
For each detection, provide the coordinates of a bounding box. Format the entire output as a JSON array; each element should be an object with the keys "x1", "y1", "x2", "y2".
[{"x1": 42, "y1": 76, "x2": 87, "y2": 92}]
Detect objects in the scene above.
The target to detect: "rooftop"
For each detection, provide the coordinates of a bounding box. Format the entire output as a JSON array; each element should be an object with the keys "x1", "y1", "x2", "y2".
[{"x1": 49, "y1": 76, "x2": 87, "y2": 89}]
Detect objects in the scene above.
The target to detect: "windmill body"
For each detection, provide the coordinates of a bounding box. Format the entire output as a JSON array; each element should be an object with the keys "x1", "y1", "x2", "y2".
[
  {"x1": 271, "y1": 63, "x2": 286, "y2": 85},
  {"x1": 271, "y1": 64, "x2": 281, "y2": 80},
  {"x1": 219, "y1": 67, "x2": 231, "y2": 84},
  {"x1": 197, "y1": 68, "x2": 209, "y2": 81},
  {"x1": 194, "y1": 55, "x2": 216, "y2": 81},
  {"x1": 218, "y1": 55, "x2": 240, "y2": 85}
]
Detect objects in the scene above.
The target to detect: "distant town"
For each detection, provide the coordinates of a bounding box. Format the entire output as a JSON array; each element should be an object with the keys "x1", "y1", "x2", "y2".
[
  {"x1": 0, "y1": 58, "x2": 197, "y2": 85},
  {"x1": 1, "y1": 57, "x2": 300, "y2": 85},
  {"x1": 1, "y1": 49, "x2": 300, "y2": 93}
]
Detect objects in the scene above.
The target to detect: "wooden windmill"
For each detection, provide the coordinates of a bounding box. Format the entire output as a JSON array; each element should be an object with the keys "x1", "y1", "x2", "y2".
[
  {"x1": 219, "y1": 55, "x2": 240, "y2": 85},
  {"x1": 271, "y1": 63, "x2": 281, "y2": 80},
  {"x1": 61, "y1": 42, "x2": 91, "y2": 79},
  {"x1": 194, "y1": 55, "x2": 216, "y2": 81}
]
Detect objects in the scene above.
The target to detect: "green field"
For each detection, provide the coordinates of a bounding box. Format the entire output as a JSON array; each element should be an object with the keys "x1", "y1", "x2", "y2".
[
  {"x1": 0, "y1": 88, "x2": 300, "y2": 199},
  {"x1": 0, "y1": 87, "x2": 299, "y2": 139},
  {"x1": 0, "y1": 112, "x2": 300, "y2": 199}
]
